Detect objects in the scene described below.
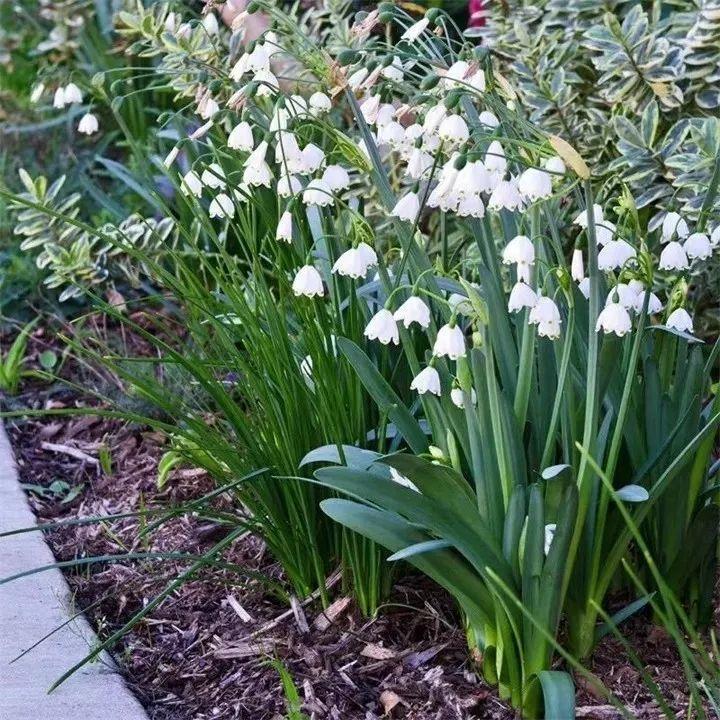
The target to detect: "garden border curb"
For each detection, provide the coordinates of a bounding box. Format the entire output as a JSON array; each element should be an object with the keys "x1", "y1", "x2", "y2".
[{"x1": 0, "y1": 423, "x2": 149, "y2": 720}]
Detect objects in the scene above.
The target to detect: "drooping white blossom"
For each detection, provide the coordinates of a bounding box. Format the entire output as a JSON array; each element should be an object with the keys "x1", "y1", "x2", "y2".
[
  {"x1": 666, "y1": 308, "x2": 693, "y2": 333},
  {"x1": 77, "y1": 113, "x2": 99, "y2": 135},
  {"x1": 180, "y1": 170, "x2": 203, "y2": 197},
  {"x1": 596, "y1": 301, "x2": 632, "y2": 336},
  {"x1": 433, "y1": 323, "x2": 466, "y2": 360},
  {"x1": 529, "y1": 296, "x2": 562, "y2": 339},
  {"x1": 209, "y1": 192, "x2": 235, "y2": 219},
  {"x1": 508, "y1": 282, "x2": 538, "y2": 313},
  {"x1": 292, "y1": 265, "x2": 324, "y2": 297},
  {"x1": 661, "y1": 212, "x2": 689, "y2": 242},
  {"x1": 309, "y1": 91, "x2": 332, "y2": 115},
  {"x1": 597, "y1": 240, "x2": 636, "y2": 271},
  {"x1": 201, "y1": 163, "x2": 226, "y2": 189},
  {"x1": 391, "y1": 192, "x2": 421, "y2": 223},
  {"x1": 410, "y1": 366, "x2": 441, "y2": 396},
  {"x1": 276, "y1": 211, "x2": 293, "y2": 243},
  {"x1": 571, "y1": 249, "x2": 584, "y2": 283},
  {"x1": 684, "y1": 233, "x2": 712, "y2": 260},
  {"x1": 322, "y1": 165, "x2": 350, "y2": 191},
  {"x1": 658, "y1": 241, "x2": 689, "y2": 271},
  {"x1": 228, "y1": 121, "x2": 254, "y2": 151},
  {"x1": 302, "y1": 178, "x2": 334, "y2": 207},
  {"x1": 450, "y1": 387, "x2": 477, "y2": 409},
  {"x1": 518, "y1": 167, "x2": 552, "y2": 202},
  {"x1": 394, "y1": 296, "x2": 431, "y2": 329},
  {"x1": 364, "y1": 309, "x2": 400, "y2": 345}
]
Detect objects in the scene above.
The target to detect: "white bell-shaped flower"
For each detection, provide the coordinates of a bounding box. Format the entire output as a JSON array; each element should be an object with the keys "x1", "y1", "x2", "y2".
[
  {"x1": 438, "y1": 114, "x2": 469, "y2": 145},
  {"x1": 456, "y1": 194, "x2": 485, "y2": 218},
  {"x1": 502, "y1": 235, "x2": 535, "y2": 266},
  {"x1": 478, "y1": 111, "x2": 499, "y2": 128},
  {"x1": 597, "y1": 239, "x2": 636, "y2": 271},
  {"x1": 180, "y1": 170, "x2": 203, "y2": 197},
  {"x1": 484, "y1": 140, "x2": 507, "y2": 178},
  {"x1": 64, "y1": 82, "x2": 83, "y2": 104},
  {"x1": 77, "y1": 113, "x2": 99, "y2": 135},
  {"x1": 606, "y1": 283, "x2": 639, "y2": 310},
  {"x1": 197, "y1": 95, "x2": 219, "y2": 119},
  {"x1": 711, "y1": 225, "x2": 720, "y2": 247},
  {"x1": 277, "y1": 174, "x2": 302, "y2": 198},
  {"x1": 666, "y1": 308, "x2": 693, "y2": 333},
  {"x1": 243, "y1": 160, "x2": 272, "y2": 188},
  {"x1": 410, "y1": 366, "x2": 441, "y2": 396},
  {"x1": 360, "y1": 94, "x2": 381, "y2": 124},
  {"x1": 405, "y1": 148, "x2": 433, "y2": 180},
  {"x1": 322, "y1": 165, "x2": 350, "y2": 191},
  {"x1": 488, "y1": 178, "x2": 523, "y2": 212},
  {"x1": 661, "y1": 212, "x2": 689, "y2": 242},
  {"x1": 394, "y1": 296, "x2": 431, "y2": 329},
  {"x1": 508, "y1": 282, "x2": 538, "y2": 313},
  {"x1": 309, "y1": 91, "x2": 332, "y2": 115},
  {"x1": 684, "y1": 233, "x2": 712, "y2": 260},
  {"x1": 573, "y1": 204, "x2": 604, "y2": 228},
  {"x1": 201, "y1": 163, "x2": 226, "y2": 189},
  {"x1": 347, "y1": 68, "x2": 369, "y2": 91},
  {"x1": 299, "y1": 143, "x2": 326, "y2": 175},
  {"x1": 275, "y1": 132, "x2": 303, "y2": 169},
  {"x1": 529, "y1": 296, "x2": 562, "y2": 339},
  {"x1": 378, "y1": 120, "x2": 405, "y2": 148},
  {"x1": 391, "y1": 192, "x2": 420, "y2": 223},
  {"x1": 356, "y1": 242, "x2": 378, "y2": 270},
  {"x1": 228, "y1": 121, "x2": 254, "y2": 151},
  {"x1": 302, "y1": 178, "x2": 334, "y2": 207},
  {"x1": 596, "y1": 220, "x2": 616, "y2": 246},
  {"x1": 450, "y1": 386, "x2": 477, "y2": 409},
  {"x1": 544, "y1": 156, "x2": 566, "y2": 175},
  {"x1": 381, "y1": 57, "x2": 404, "y2": 82},
  {"x1": 53, "y1": 86, "x2": 66, "y2": 108},
  {"x1": 209, "y1": 192, "x2": 235, "y2": 219},
  {"x1": 202, "y1": 12, "x2": 219, "y2": 35},
  {"x1": 375, "y1": 104, "x2": 396, "y2": 128},
  {"x1": 571, "y1": 249, "x2": 584, "y2": 282},
  {"x1": 658, "y1": 241, "x2": 689, "y2": 271},
  {"x1": 364, "y1": 309, "x2": 400, "y2": 345},
  {"x1": 433, "y1": 324, "x2": 466, "y2": 360},
  {"x1": 254, "y1": 69, "x2": 279, "y2": 97},
  {"x1": 423, "y1": 103, "x2": 447, "y2": 134},
  {"x1": 292, "y1": 265, "x2": 324, "y2": 297},
  {"x1": 457, "y1": 161, "x2": 493, "y2": 195},
  {"x1": 276, "y1": 211, "x2": 293, "y2": 242},
  {"x1": 518, "y1": 167, "x2": 552, "y2": 202},
  {"x1": 632, "y1": 287, "x2": 663, "y2": 315},
  {"x1": 332, "y1": 247, "x2": 368, "y2": 278},
  {"x1": 596, "y1": 301, "x2": 632, "y2": 336},
  {"x1": 441, "y1": 60, "x2": 470, "y2": 89}
]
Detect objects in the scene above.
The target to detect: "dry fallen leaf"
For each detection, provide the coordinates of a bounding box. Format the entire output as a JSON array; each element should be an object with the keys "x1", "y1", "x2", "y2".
[
  {"x1": 379, "y1": 689, "x2": 402, "y2": 715},
  {"x1": 361, "y1": 643, "x2": 397, "y2": 661}
]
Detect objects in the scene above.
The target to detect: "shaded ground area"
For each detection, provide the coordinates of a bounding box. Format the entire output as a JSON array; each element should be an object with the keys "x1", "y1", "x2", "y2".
[{"x1": 2, "y1": 325, "x2": 705, "y2": 720}]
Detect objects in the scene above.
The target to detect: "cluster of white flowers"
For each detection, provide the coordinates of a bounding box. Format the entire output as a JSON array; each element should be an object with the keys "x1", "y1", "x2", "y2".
[{"x1": 159, "y1": 8, "x2": 718, "y2": 409}]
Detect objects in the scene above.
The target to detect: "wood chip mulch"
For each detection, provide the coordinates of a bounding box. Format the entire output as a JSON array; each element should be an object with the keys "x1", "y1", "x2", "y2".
[{"x1": 2, "y1": 338, "x2": 708, "y2": 720}]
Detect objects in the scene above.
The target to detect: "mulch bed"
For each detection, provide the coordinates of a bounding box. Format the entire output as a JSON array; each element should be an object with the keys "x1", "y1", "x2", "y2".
[{"x1": 2, "y1": 325, "x2": 708, "y2": 720}]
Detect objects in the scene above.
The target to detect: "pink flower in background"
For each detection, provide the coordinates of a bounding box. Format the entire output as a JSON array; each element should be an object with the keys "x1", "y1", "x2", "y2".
[{"x1": 468, "y1": 0, "x2": 487, "y2": 27}]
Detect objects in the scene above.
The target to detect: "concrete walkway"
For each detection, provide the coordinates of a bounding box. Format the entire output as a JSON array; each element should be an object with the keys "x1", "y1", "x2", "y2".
[{"x1": 0, "y1": 425, "x2": 149, "y2": 720}]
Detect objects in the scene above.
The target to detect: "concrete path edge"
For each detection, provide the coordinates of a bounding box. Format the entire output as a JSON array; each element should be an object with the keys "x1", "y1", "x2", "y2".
[{"x1": 0, "y1": 424, "x2": 149, "y2": 720}]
